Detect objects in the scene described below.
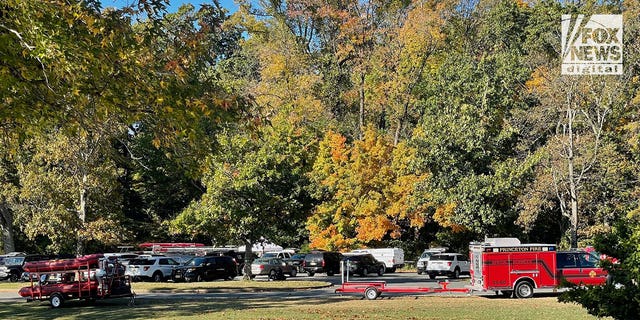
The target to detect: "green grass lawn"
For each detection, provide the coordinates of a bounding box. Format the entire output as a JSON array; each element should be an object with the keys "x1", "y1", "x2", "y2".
[
  {"x1": 0, "y1": 295, "x2": 605, "y2": 320},
  {"x1": 0, "y1": 279, "x2": 332, "y2": 292}
]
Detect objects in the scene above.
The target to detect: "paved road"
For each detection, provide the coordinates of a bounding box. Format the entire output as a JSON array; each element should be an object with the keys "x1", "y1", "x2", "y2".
[{"x1": 0, "y1": 272, "x2": 476, "y2": 303}]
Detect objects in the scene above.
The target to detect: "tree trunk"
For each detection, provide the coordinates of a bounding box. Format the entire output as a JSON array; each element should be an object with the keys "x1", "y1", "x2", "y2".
[
  {"x1": 359, "y1": 72, "x2": 365, "y2": 139},
  {"x1": 243, "y1": 238, "x2": 254, "y2": 280},
  {"x1": 0, "y1": 201, "x2": 15, "y2": 253},
  {"x1": 77, "y1": 173, "x2": 87, "y2": 256},
  {"x1": 394, "y1": 102, "x2": 409, "y2": 146},
  {"x1": 567, "y1": 106, "x2": 578, "y2": 249}
]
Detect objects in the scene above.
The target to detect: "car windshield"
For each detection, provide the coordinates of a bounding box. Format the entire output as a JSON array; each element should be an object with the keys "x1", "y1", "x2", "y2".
[
  {"x1": 431, "y1": 254, "x2": 455, "y2": 261},
  {"x1": 343, "y1": 255, "x2": 362, "y2": 261},
  {"x1": 185, "y1": 258, "x2": 206, "y2": 266},
  {"x1": 4, "y1": 257, "x2": 25, "y2": 266},
  {"x1": 291, "y1": 254, "x2": 305, "y2": 259},
  {"x1": 253, "y1": 258, "x2": 271, "y2": 264},
  {"x1": 129, "y1": 259, "x2": 153, "y2": 265},
  {"x1": 261, "y1": 253, "x2": 277, "y2": 258}
]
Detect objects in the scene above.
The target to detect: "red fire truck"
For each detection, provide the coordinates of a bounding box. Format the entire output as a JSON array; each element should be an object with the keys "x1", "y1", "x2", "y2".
[{"x1": 469, "y1": 238, "x2": 607, "y2": 298}]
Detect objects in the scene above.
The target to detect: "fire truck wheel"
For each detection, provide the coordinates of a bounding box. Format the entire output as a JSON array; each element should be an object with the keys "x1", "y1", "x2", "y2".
[
  {"x1": 515, "y1": 281, "x2": 534, "y2": 299},
  {"x1": 364, "y1": 287, "x2": 379, "y2": 300},
  {"x1": 50, "y1": 293, "x2": 64, "y2": 308}
]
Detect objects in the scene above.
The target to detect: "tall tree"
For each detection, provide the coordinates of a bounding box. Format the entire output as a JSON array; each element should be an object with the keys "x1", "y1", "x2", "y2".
[
  {"x1": 172, "y1": 123, "x2": 316, "y2": 278},
  {"x1": 307, "y1": 127, "x2": 429, "y2": 250}
]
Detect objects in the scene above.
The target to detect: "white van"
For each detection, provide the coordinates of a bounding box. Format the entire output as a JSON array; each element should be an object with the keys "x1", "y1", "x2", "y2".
[{"x1": 351, "y1": 248, "x2": 404, "y2": 273}]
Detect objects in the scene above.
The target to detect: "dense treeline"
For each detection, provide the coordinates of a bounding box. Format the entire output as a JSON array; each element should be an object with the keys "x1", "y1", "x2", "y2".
[
  {"x1": 1, "y1": 0, "x2": 640, "y2": 304},
  {"x1": 2, "y1": 0, "x2": 640, "y2": 316}
]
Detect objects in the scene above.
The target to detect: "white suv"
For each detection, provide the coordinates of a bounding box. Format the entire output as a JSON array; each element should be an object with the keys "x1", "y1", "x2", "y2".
[
  {"x1": 125, "y1": 257, "x2": 181, "y2": 282},
  {"x1": 416, "y1": 248, "x2": 447, "y2": 275},
  {"x1": 425, "y1": 253, "x2": 470, "y2": 279}
]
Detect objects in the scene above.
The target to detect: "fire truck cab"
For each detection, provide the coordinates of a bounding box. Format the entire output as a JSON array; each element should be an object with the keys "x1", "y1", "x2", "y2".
[{"x1": 469, "y1": 238, "x2": 607, "y2": 298}]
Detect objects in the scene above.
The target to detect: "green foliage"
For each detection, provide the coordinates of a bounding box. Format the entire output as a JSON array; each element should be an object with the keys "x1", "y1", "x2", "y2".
[
  {"x1": 171, "y1": 122, "x2": 316, "y2": 248},
  {"x1": 559, "y1": 220, "x2": 640, "y2": 319}
]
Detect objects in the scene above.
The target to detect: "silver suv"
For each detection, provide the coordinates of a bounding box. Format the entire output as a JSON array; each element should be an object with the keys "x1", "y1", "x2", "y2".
[{"x1": 425, "y1": 253, "x2": 470, "y2": 279}]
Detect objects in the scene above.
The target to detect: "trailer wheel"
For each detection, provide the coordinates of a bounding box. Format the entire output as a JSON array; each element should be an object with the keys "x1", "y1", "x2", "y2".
[
  {"x1": 364, "y1": 287, "x2": 379, "y2": 300},
  {"x1": 515, "y1": 281, "x2": 534, "y2": 299},
  {"x1": 50, "y1": 293, "x2": 64, "y2": 308}
]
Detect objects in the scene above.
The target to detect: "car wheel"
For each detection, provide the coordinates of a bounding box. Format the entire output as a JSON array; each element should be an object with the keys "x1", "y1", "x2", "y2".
[
  {"x1": 307, "y1": 271, "x2": 315, "y2": 277},
  {"x1": 196, "y1": 274, "x2": 203, "y2": 282},
  {"x1": 377, "y1": 266, "x2": 385, "y2": 276},
  {"x1": 152, "y1": 272, "x2": 163, "y2": 282},
  {"x1": 451, "y1": 268, "x2": 460, "y2": 279},
  {"x1": 269, "y1": 269, "x2": 277, "y2": 280},
  {"x1": 9, "y1": 272, "x2": 20, "y2": 282},
  {"x1": 429, "y1": 274, "x2": 436, "y2": 280},
  {"x1": 50, "y1": 293, "x2": 64, "y2": 308},
  {"x1": 515, "y1": 281, "x2": 534, "y2": 299},
  {"x1": 417, "y1": 270, "x2": 423, "y2": 275},
  {"x1": 327, "y1": 270, "x2": 335, "y2": 276},
  {"x1": 364, "y1": 287, "x2": 379, "y2": 300},
  {"x1": 290, "y1": 268, "x2": 297, "y2": 277},
  {"x1": 387, "y1": 267, "x2": 396, "y2": 273}
]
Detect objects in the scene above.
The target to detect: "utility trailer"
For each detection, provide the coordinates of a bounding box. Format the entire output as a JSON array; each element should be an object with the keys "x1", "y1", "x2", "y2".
[
  {"x1": 18, "y1": 254, "x2": 134, "y2": 308},
  {"x1": 335, "y1": 280, "x2": 470, "y2": 300},
  {"x1": 334, "y1": 261, "x2": 469, "y2": 300}
]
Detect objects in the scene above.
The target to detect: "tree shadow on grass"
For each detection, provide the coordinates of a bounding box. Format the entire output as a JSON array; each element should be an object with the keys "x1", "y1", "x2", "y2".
[{"x1": 0, "y1": 294, "x2": 347, "y2": 320}]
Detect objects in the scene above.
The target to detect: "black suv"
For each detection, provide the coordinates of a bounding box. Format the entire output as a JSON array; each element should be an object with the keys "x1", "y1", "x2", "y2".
[
  {"x1": 342, "y1": 253, "x2": 386, "y2": 277},
  {"x1": 303, "y1": 251, "x2": 343, "y2": 276},
  {"x1": 0, "y1": 254, "x2": 55, "y2": 282},
  {"x1": 172, "y1": 256, "x2": 237, "y2": 282}
]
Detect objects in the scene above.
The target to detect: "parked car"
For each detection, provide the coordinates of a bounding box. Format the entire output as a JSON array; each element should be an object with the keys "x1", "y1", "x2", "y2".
[
  {"x1": 206, "y1": 250, "x2": 248, "y2": 275},
  {"x1": 288, "y1": 253, "x2": 306, "y2": 272},
  {"x1": 416, "y1": 247, "x2": 447, "y2": 275},
  {"x1": 342, "y1": 253, "x2": 386, "y2": 277},
  {"x1": 172, "y1": 256, "x2": 238, "y2": 282},
  {"x1": 351, "y1": 248, "x2": 404, "y2": 273},
  {"x1": 303, "y1": 251, "x2": 343, "y2": 276},
  {"x1": 425, "y1": 253, "x2": 470, "y2": 279},
  {"x1": 250, "y1": 258, "x2": 297, "y2": 279},
  {"x1": 0, "y1": 254, "x2": 55, "y2": 282},
  {"x1": 261, "y1": 251, "x2": 294, "y2": 260},
  {"x1": 125, "y1": 257, "x2": 181, "y2": 282}
]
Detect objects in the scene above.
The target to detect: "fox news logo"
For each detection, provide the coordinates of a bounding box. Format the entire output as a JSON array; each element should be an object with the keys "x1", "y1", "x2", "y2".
[{"x1": 561, "y1": 14, "x2": 623, "y2": 75}]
